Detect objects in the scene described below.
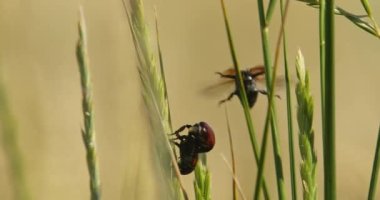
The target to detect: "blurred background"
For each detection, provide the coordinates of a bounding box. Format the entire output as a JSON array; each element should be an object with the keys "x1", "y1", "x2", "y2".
[{"x1": 0, "y1": 0, "x2": 379, "y2": 199}]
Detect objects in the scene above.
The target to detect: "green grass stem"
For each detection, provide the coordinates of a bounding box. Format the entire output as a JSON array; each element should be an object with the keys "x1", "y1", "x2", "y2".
[
  {"x1": 224, "y1": 106, "x2": 237, "y2": 200},
  {"x1": 219, "y1": 0, "x2": 270, "y2": 198},
  {"x1": 320, "y1": 0, "x2": 337, "y2": 199},
  {"x1": 265, "y1": 0, "x2": 278, "y2": 24},
  {"x1": 368, "y1": 125, "x2": 380, "y2": 200},
  {"x1": 0, "y1": 72, "x2": 30, "y2": 200},
  {"x1": 253, "y1": 1, "x2": 290, "y2": 199},
  {"x1": 279, "y1": 0, "x2": 297, "y2": 199},
  {"x1": 76, "y1": 7, "x2": 102, "y2": 200},
  {"x1": 256, "y1": 0, "x2": 286, "y2": 199}
]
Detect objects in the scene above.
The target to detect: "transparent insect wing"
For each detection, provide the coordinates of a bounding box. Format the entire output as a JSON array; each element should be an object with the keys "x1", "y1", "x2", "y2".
[{"x1": 200, "y1": 78, "x2": 235, "y2": 99}]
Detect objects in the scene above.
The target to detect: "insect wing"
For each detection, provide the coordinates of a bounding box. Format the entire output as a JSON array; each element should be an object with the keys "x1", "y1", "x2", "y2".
[{"x1": 248, "y1": 65, "x2": 266, "y2": 78}]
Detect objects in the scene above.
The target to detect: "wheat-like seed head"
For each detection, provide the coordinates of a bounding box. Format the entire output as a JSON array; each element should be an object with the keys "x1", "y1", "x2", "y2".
[{"x1": 296, "y1": 49, "x2": 317, "y2": 200}]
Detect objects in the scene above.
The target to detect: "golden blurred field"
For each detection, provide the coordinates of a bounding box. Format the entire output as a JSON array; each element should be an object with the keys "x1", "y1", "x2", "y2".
[{"x1": 0, "y1": 0, "x2": 379, "y2": 199}]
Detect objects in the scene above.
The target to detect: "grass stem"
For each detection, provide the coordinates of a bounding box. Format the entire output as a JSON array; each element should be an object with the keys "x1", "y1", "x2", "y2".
[
  {"x1": 266, "y1": 0, "x2": 278, "y2": 24},
  {"x1": 224, "y1": 106, "x2": 237, "y2": 200},
  {"x1": 368, "y1": 125, "x2": 380, "y2": 200},
  {"x1": 256, "y1": 0, "x2": 286, "y2": 199},
  {"x1": 320, "y1": 0, "x2": 336, "y2": 199},
  {"x1": 219, "y1": 0, "x2": 270, "y2": 198},
  {"x1": 221, "y1": 154, "x2": 248, "y2": 200},
  {"x1": 279, "y1": 0, "x2": 297, "y2": 199},
  {"x1": 253, "y1": 1, "x2": 289, "y2": 199},
  {"x1": 0, "y1": 72, "x2": 30, "y2": 200}
]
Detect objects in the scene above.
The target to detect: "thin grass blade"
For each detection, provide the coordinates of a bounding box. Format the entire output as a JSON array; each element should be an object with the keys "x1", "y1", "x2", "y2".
[
  {"x1": 0, "y1": 72, "x2": 30, "y2": 200},
  {"x1": 279, "y1": 0, "x2": 297, "y2": 199},
  {"x1": 360, "y1": 0, "x2": 380, "y2": 35},
  {"x1": 224, "y1": 106, "x2": 237, "y2": 200},
  {"x1": 368, "y1": 125, "x2": 380, "y2": 200},
  {"x1": 254, "y1": 1, "x2": 290, "y2": 199},
  {"x1": 297, "y1": 0, "x2": 380, "y2": 38},
  {"x1": 219, "y1": 0, "x2": 270, "y2": 198},
  {"x1": 266, "y1": 0, "x2": 278, "y2": 24},
  {"x1": 220, "y1": 154, "x2": 248, "y2": 200},
  {"x1": 256, "y1": 0, "x2": 287, "y2": 198}
]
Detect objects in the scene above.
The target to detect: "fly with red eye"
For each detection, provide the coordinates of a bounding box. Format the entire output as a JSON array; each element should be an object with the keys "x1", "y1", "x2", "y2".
[
  {"x1": 216, "y1": 65, "x2": 280, "y2": 108},
  {"x1": 170, "y1": 122, "x2": 215, "y2": 175}
]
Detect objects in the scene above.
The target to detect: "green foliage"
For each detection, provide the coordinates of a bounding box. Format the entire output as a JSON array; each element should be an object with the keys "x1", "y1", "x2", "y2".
[{"x1": 297, "y1": 0, "x2": 380, "y2": 38}]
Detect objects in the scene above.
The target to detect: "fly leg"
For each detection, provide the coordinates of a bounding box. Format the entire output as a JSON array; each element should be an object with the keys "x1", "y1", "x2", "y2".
[
  {"x1": 256, "y1": 89, "x2": 281, "y2": 99},
  {"x1": 219, "y1": 91, "x2": 237, "y2": 105}
]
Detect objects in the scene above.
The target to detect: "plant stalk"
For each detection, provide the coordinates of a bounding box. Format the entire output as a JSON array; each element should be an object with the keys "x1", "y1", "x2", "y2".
[
  {"x1": 320, "y1": 0, "x2": 336, "y2": 199},
  {"x1": 368, "y1": 125, "x2": 380, "y2": 200},
  {"x1": 0, "y1": 72, "x2": 30, "y2": 200},
  {"x1": 256, "y1": 0, "x2": 286, "y2": 199},
  {"x1": 224, "y1": 106, "x2": 237, "y2": 200},
  {"x1": 220, "y1": 0, "x2": 270, "y2": 198},
  {"x1": 279, "y1": 0, "x2": 297, "y2": 199}
]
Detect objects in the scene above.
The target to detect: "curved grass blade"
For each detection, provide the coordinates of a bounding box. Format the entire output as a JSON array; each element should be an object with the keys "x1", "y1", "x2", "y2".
[
  {"x1": 360, "y1": 0, "x2": 380, "y2": 35},
  {"x1": 296, "y1": 0, "x2": 380, "y2": 38}
]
